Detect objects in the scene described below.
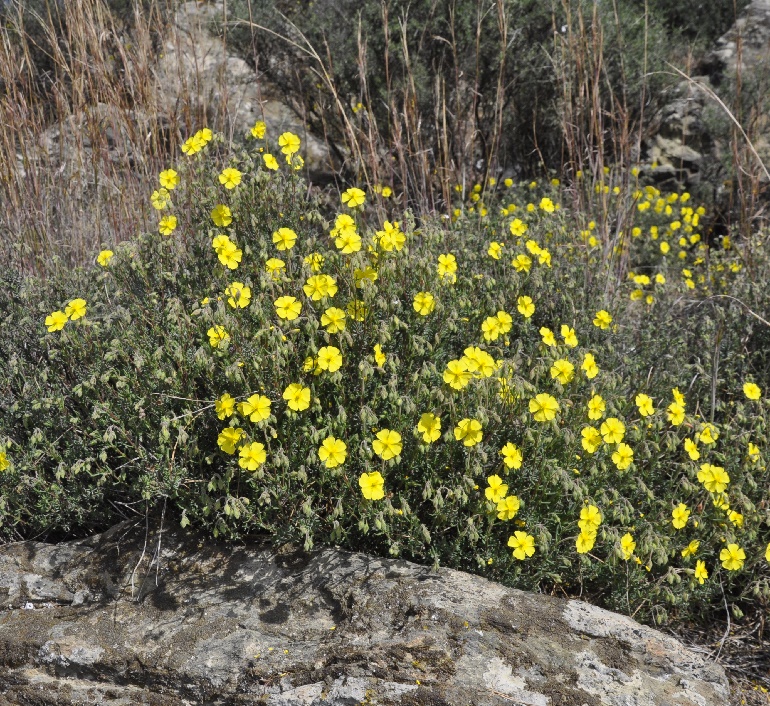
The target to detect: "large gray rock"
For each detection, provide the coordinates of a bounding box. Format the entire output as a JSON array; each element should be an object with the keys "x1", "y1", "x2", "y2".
[{"x1": 0, "y1": 519, "x2": 729, "y2": 705}]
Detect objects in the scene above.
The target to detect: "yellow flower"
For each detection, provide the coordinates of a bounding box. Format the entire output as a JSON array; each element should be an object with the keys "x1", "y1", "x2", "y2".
[
  {"x1": 699, "y1": 424, "x2": 718, "y2": 445},
  {"x1": 525, "y1": 240, "x2": 541, "y2": 256},
  {"x1": 225, "y1": 281, "x2": 251, "y2": 309},
  {"x1": 215, "y1": 393, "x2": 235, "y2": 420},
  {"x1": 217, "y1": 427, "x2": 245, "y2": 455},
  {"x1": 413, "y1": 291, "x2": 436, "y2": 316},
  {"x1": 501, "y1": 442, "x2": 523, "y2": 469},
  {"x1": 481, "y1": 316, "x2": 502, "y2": 341},
  {"x1": 283, "y1": 383, "x2": 311, "y2": 411},
  {"x1": 694, "y1": 560, "x2": 708, "y2": 584},
  {"x1": 539, "y1": 327, "x2": 556, "y2": 346},
  {"x1": 335, "y1": 229, "x2": 362, "y2": 253},
  {"x1": 0, "y1": 451, "x2": 9, "y2": 472},
  {"x1": 576, "y1": 531, "x2": 596, "y2": 554},
  {"x1": 322, "y1": 307, "x2": 347, "y2": 334},
  {"x1": 319, "y1": 436, "x2": 347, "y2": 468},
  {"x1": 273, "y1": 227, "x2": 297, "y2": 251},
  {"x1": 582, "y1": 353, "x2": 599, "y2": 379},
  {"x1": 488, "y1": 241, "x2": 504, "y2": 259},
  {"x1": 743, "y1": 382, "x2": 762, "y2": 400},
  {"x1": 748, "y1": 442, "x2": 760, "y2": 459},
  {"x1": 317, "y1": 346, "x2": 343, "y2": 372},
  {"x1": 263, "y1": 153, "x2": 279, "y2": 170},
  {"x1": 511, "y1": 253, "x2": 532, "y2": 272},
  {"x1": 64, "y1": 298, "x2": 87, "y2": 320},
  {"x1": 158, "y1": 215, "x2": 177, "y2": 236},
  {"x1": 305, "y1": 253, "x2": 325, "y2": 272},
  {"x1": 667, "y1": 402, "x2": 685, "y2": 426},
  {"x1": 211, "y1": 204, "x2": 232, "y2": 227},
  {"x1": 278, "y1": 131, "x2": 301, "y2": 155},
  {"x1": 600, "y1": 417, "x2": 625, "y2": 444},
  {"x1": 517, "y1": 295, "x2": 535, "y2": 318},
  {"x1": 539, "y1": 196, "x2": 555, "y2": 212},
  {"x1": 454, "y1": 418, "x2": 483, "y2": 447},
  {"x1": 97, "y1": 249, "x2": 114, "y2": 266},
  {"x1": 341, "y1": 187, "x2": 366, "y2": 208},
  {"x1": 579, "y1": 505, "x2": 602, "y2": 531},
  {"x1": 151, "y1": 187, "x2": 171, "y2": 210},
  {"x1": 728, "y1": 510, "x2": 744, "y2": 527},
  {"x1": 216, "y1": 239, "x2": 242, "y2": 269},
  {"x1": 496, "y1": 311, "x2": 513, "y2": 333},
  {"x1": 250, "y1": 120, "x2": 266, "y2": 139},
  {"x1": 462, "y1": 347, "x2": 496, "y2": 378},
  {"x1": 682, "y1": 540, "x2": 700, "y2": 558},
  {"x1": 698, "y1": 463, "x2": 730, "y2": 493},
  {"x1": 672, "y1": 387, "x2": 685, "y2": 405},
  {"x1": 720, "y1": 543, "x2": 745, "y2": 571},
  {"x1": 219, "y1": 167, "x2": 242, "y2": 189},
  {"x1": 581, "y1": 426, "x2": 602, "y2": 454},
  {"x1": 359, "y1": 471, "x2": 385, "y2": 500},
  {"x1": 611, "y1": 442, "x2": 633, "y2": 470},
  {"x1": 766, "y1": 542, "x2": 770, "y2": 563},
  {"x1": 587, "y1": 394, "x2": 605, "y2": 420},
  {"x1": 620, "y1": 533, "x2": 635, "y2": 560},
  {"x1": 238, "y1": 394, "x2": 271, "y2": 423},
  {"x1": 444, "y1": 359, "x2": 471, "y2": 390},
  {"x1": 239, "y1": 442, "x2": 267, "y2": 471},
  {"x1": 560, "y1": 324, "x2": 578, "y2": 347},
  {"x1": 635, "y1": 393, "x2": 654, "y2": 416},
  {"x1": 551, "y1": 359, "x2": 575, "y2": 384},
  {"x1": 303, "y1": 274, "x2": 337, "y2": 300},
  {"x1": 347, "y1": 300, "x2": 368, "y2": 321},
  {"x1": 684, "y1": 438, "x2": 700, "y2": 460},
  {"x1": 530, "y1": 393, "x2": 559, "y2": 422},
  {"x1": 207, "y1": 325, "x2": 230, "y2": 348},
  {"x1": 485, "y1": 475, "x2": 508, "y2": 503},
  {"x1": 265, "y1": 257, "x2": 286, "y2": 279},
  {"x1": 509, "y1": 218, "x2": 528, "y2": 237},
  {"x1": 497, "y1": 495, "x2": 521, "y2": 521},
  {"x1": 372, "y1": 343, "x2": 386, "y2": 367},
  {"x1": 417, "y1": 413, "x2": 441, "y2": 444},
  {"x1": 437, "y1": 253, "x2": 458, "y2": 281},
  {"x1": 354, "y1": 266, "x2": 378, "y2": 287},
  {"x1": 508, "y1": 531, "x2": 535, "y2": 560},
  {"x1": 373, "y1": 429, "x2": 402, "y2": 460},
  {"x1": 672, "y1": 503, "x2": 690, "y2": 529},
  {"x1": 274, "y1": 295, "x2": 302, "y2": 321},
  {"x1": 159, "y1": 168, "x2": 179, "y2": 189},
  {"x1": 377, "y1": 221, "x2": 405, "y2": 251}
]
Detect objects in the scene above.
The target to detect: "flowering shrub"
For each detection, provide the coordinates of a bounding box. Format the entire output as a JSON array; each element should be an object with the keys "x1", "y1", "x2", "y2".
[{"x1": 1, "y1": 127, "x2": 769, "y2": 626}]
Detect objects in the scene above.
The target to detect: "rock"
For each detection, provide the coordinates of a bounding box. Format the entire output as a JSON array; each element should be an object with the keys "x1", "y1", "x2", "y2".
[
  {"x1": 643, "y1": 0, "x2": 770, "y2": 193},
  {"x1": 156, "y1": 1, "x2": 333, "y2": 178},
  {"x1": 0, "y1": 519, "x2": 729, "y2": 705}
]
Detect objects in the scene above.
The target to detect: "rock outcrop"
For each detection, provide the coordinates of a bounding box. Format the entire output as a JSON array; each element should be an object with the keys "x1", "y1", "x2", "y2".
[
  {"x1": 644, "y1": 0, "x2": 770, "y2": 192},
  {"x1": 0, "y1": 519, "x2": 729, "y2": 705},
  {"x1": 155, "y1": 1, "x2": 333, "y2": 177}
]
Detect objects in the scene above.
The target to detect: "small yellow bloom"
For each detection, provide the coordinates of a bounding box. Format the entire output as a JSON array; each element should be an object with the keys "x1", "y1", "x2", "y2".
[
  {"x1": 413, "y1": 292, "x2": 436, "y2": 316},
  {"x1": 720, "y1": 543, "x2": 745, "y2": 571},
  {"x1": 454, "y1": 418, "x2": 483, "y2": 447},
  {"x1": 530, "y1": 393, "x2": 559, "y2": 422},
  {"x1": 373, "y1": 429, "x2": 402, "y2": 460},
  {"x1": 743, "y1": 382, "x2": 762, "y2": 400},
  {"x1": 239, "y1": 442, "x2": 267, "y2": 471},
  {"x1": 283, "y1": 383, "x2": 311, "y2": 411},
  {"x1": 341, "y1": 187, "x2": 366, "y2": 208},
  {"x1": 672, "y1": 503, "x2": 690, "y2": 529},
  {"x1": 274, "y1": 295, "x2": 302, "y2": 321},
  {"x1": 319, "y1": 436, "x2": 347, "y2": 468},
  {"x1": 694, "y1": 560, "x2": 708, "y2": 584},
  {"x1": 97, "y1": 249, "x2": 114, "y2": 266},
  {"x1": 635, "y1": 393, "x2": 654, "y2": 417},
  {"x1": 417, "y1": 413, "x2": 441, "y2": 444},
  {"x1": 359, "y1": 471, "x2": 385, "y2": 500},
  {"x1": 517, "y1": 295, "x2": 535, "y2": 318},
  {"x1": 238, "y1": 394, "x2": 271, "y2": 423},
  {"x1": 501, "y1": 442, "x2": 523, "y2": 469},
  {"x1": 219, "y1": 167, "x2": 242, "y2": 189},
  {"x1": 600, "y1": 417, "x2": 625, "y2": 444},
  {"x1": 508, "y1": 531, "x2": 535, "y2": 560}
]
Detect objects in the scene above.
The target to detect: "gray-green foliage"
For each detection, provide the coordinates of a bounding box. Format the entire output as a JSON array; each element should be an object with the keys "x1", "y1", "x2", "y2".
[{"x1": 1, "y1": 139, "x2": 769, "y2": 627}]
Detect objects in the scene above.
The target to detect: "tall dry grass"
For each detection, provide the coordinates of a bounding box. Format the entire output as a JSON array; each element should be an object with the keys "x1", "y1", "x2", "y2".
[{"x1": 1, "y1": 0, "x2": 765, "y2": 277}]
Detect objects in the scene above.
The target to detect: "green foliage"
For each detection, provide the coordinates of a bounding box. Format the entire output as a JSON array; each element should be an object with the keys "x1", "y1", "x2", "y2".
[{"x1": 1, "y1": 133, "x2": 769, "y2": 629}]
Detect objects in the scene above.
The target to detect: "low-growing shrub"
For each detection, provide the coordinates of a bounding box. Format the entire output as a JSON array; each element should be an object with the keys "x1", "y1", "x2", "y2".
[{"x1": 1, "y1": 127, "x2": 769, "y2": 627}]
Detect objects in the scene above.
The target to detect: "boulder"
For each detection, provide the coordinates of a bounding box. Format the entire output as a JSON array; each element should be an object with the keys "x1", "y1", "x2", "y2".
[
  {"x1": 155, "y1": 1, "x2": 333, "y2": 178},
  {"x1": 0, "y1": 519, "x2": 729, "y2": 705}
]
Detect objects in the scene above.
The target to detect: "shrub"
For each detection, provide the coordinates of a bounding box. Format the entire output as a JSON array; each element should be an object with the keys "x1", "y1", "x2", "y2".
[{"x1": 1, "y1": 128, "x2": 769, "y2": 627}]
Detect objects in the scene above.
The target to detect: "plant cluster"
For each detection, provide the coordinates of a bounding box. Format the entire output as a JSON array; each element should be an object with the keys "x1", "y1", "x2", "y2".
[{"x1": 1, "y1": 126, "x2": 769, "y2": 627}]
